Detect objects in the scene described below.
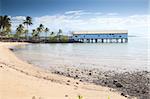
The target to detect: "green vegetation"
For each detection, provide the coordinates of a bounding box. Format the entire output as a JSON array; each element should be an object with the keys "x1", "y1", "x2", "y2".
[
  {"x1": 15, "y1": 24, "x2": 25, "y2": 39},
  {"x1": 49, "y1": 35, "x2": 69, "y2": 43},
  {"x1": 0, "y1": 15, "x2": 70, "y2": 43},
  {"x1": 0, "y1": 15, "x2": 11, "y2": 37},
  {"x1": 23, "y1": 16, "x2": 33, "y2": 39}
]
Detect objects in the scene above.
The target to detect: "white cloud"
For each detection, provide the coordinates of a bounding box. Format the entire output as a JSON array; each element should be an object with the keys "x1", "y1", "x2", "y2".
[
  {"x1": 11, "y1": 16, "x2": 26, "y2": 32},
  {"x1": 11, "y1": 16, "x2": 25, "y2": 24},
  {"x1": 11, "y1": 11, "x2": 150, "y2": 36},
  {"x1": 65, "y1": 10, "x2": 84, "y2": 15},
  {"x1": 107, "y1": 13, "x2": 119, "y2": 16}
]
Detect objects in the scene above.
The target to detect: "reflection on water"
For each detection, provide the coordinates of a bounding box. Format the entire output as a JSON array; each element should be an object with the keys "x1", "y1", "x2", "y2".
[{"x1": 14, "y1": 37, "x2": 150, "y2": 72}]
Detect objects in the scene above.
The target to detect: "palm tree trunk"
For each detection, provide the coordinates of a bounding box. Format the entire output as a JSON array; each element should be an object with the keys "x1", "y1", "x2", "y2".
[
  {"x1": 45, "y1": 32, "x2": 47, "y2": 42},
  {"x1": 27, "y1": 25, "x2": 28, "y2": 40}
]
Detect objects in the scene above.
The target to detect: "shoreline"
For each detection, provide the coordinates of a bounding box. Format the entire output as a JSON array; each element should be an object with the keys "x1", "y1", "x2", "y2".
[
  {"x1": 0, "y1": 42, "x2": 127, "y2": 99},
  {"x1": 12, "y1": 43, "x2": 150, "y2": 99}
]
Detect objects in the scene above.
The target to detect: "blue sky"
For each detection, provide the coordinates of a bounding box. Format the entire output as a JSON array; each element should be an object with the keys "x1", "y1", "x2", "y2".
[
  {"x1": 1, "y1": 0, "x2": 149, "y2": 16},
  {"x1": 1, "y1": 0, "x2": 150, "y2": 36}
]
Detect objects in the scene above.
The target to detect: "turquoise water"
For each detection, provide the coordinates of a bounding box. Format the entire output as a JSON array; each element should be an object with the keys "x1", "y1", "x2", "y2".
[{"x1": 14, "y1": 37, "x2": 150, "y2": 72}]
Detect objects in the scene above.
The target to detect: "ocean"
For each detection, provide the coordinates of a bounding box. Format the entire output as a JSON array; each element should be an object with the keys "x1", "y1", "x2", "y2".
[{"x1": 14, "y1": 37, "x2": 150, "y2": 72}]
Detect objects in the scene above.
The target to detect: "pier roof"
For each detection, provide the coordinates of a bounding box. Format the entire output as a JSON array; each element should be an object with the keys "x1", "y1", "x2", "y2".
[{"x1": 73, "y1": 30, "x2": 128, "y2": 35}]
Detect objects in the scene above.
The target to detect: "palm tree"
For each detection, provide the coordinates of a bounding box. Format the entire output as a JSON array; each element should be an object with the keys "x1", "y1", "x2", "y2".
[
  {"x1": 32, "y1": 29, "x2": 36, "y2": 37},
  {"x1": 32, "y1": 29, "x2": 38, "y2": 40},
  {"x1": 0, "y1": 15, "x2": 11, "y2": 36},
  {"x1": 50, "y1": 31, "x2": 55, "y2": 36},
  {"x1": 24, "y1": 29, "x2": 28, "y2": 38},
  {"x1": 39, "y1": 24, "x2": 44, "y2": 31},
  {"x1": 44, "y1": 27, "x2": 49, "y2": 40},
  {"x1": 23, "y1": 16, "x2": 32, "y2": 39},
  {"x1": 36, "y1": 27, "x2": 41, "y2": 38},
  {"x1": 16, "y1": 24, "x2": 25, "y2": 39},
  {"x1": 37, "y1": 24, "x2": 44, "y2": 38}
]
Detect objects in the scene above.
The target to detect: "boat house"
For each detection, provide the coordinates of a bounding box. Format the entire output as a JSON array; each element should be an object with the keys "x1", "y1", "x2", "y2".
[{"x1": 72, "y1": 30, "x2": 128, "y2": 43}]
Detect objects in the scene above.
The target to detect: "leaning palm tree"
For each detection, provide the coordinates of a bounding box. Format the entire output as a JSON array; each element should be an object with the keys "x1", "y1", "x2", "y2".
[
  {"x1": 23, "y1": 16, "x2": 32, "y2": 39},
  {"x1": 0, "y1": 15, "x2": 11, "y2": 36},
  {"x1": 36, "y1": 27, "x2": 41, "y2": 37},
  {"x1": 44, "y1": 27, "x2": 49, "y2": 40},
  {"x1": 16, "y1": 24, "x2": 25, "y2": 40}
]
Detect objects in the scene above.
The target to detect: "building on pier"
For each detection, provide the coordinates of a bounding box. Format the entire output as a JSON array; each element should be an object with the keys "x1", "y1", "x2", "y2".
[{"x1": 72, "y1": 30, "x2": 128, "y2": 43}]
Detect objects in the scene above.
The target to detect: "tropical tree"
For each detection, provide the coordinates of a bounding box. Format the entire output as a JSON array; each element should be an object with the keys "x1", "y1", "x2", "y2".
[
  {"x1": 39, "y1": 24, "x2": 44, "y2": 31},
  {"x1": 23, "y1": 16, "x2": 32, "y2": 39},
  {"x1": 31, "y1": 29, "x2": 38, "y2": 40},
  {"x1": 0, "y1": 15, "x2": 11, "y2": 36},
  {"x1": 37, "y1": 24, "x2": 44, "y2": 37},
  {"x1": 24, "y1": 29, "x2": 28, "y2": 38},
  {"x1": 32, "y1": 29, "x2": 36, "y2": 37},
  {"x1": 50, "y1": 31, "x2": 55, "y2": 36},
  {"x1": 44, "y1": 27, "x2": 49, "y2": 40},
  {"x1": 15, "y1": 24, "x2": 25, "y2": 39}
]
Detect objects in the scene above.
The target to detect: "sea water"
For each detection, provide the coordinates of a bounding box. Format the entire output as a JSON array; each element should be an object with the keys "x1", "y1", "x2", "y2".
[{"x1": 14, "y1": 37, "x2": 150, "y2": 72}]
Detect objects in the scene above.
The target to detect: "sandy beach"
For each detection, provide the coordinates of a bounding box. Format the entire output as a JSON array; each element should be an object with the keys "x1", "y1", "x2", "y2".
[{"x1": 0, "y1": 42, "x2": 128, "y2": 99}]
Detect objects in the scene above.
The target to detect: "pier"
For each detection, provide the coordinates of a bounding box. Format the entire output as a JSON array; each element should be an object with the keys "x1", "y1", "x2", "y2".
[{"x1": 72, "y1": 30, "x2": 128, "y2": 43}]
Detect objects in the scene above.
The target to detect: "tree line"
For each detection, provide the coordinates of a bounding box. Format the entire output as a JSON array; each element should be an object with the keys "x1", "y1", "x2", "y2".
[{"x1": 0, "y1": 15, "x2": 69, "y2": 42}]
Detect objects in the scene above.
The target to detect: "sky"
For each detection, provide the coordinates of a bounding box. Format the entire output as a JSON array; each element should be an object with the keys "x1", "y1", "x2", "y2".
[{"x1": 0, "y1": 0, "x2": 150, "y2": 36}]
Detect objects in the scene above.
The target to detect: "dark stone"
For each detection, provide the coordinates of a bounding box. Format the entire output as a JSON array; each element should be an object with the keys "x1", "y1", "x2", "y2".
[
  {"x1": 67, "y1": 74, "x2": 70, "y2": 77},
  {"x1": 115, "y1": 82, "x2": 123, "y2": 88},
  {"x1": 56, "y1": 71, "x2": 60, "y2": 74},
  {"x1": 136, "y1": 90, "x2": 140, "y2": 93},
  {"x1": 65, "y1": 95, "x2": 68, "y2": 97},
  {"x1": 105, "y1": 74, "x2": 108, "y2": 77},
  {"x1": 75, "y1": 75, "x2": 78, "y2": 78},
  {"x1": 89, "y1": 72, "x2": 92, "y2": 76},
  {"x1": 67, "y1": 80, "x2": 70, "y2": 82},
  {"x1": 76, "y1": 82, "x2": 79, "y2": 84},
  {"x1": 121, "y1": 93, "x2": 127, "y2": 97},
  {"x1": 66, "y1": 83, "x2": 70, "y2": 85},
  {"x1": 142, "y1": 90, "x2": 146, "y2": 94},
  {"x1": 113, "y1": 80, "x2": 118, "y2": 84},
  {"x1": 121, "y1": 93, "x2": 125, "y2": 96},
  {"x1": 9, "y1": 48, "x2": 14, "y2": 51},
  {"x1": 43, "y1": 77, "x2": 47, "y2": 79}
]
